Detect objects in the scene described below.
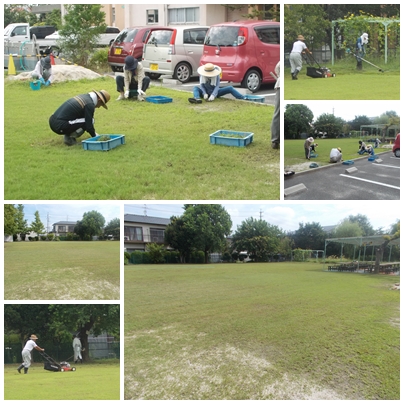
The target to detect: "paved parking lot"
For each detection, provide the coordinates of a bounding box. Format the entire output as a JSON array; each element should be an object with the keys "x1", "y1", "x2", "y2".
[{"x1": 284, "y1": 152, "x2": 400, "y2": 200}]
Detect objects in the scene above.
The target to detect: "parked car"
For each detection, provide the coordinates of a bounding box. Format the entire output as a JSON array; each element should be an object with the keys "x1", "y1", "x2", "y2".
[
  {"x1": 200, "y1": 20, "x2": 280, "y2": 92},
  {"x1": 392, "y1": 133, "x2": 400, "y2": 157},
  {"x1": 108, "y1": 26, "x2": 155, "y2": 72},
  {"x1": 142, "y1": 26, "x2": 209, "y2": 83},
  {"x1": 30, "y1": 25, "x2": 56, "y2": 39}
]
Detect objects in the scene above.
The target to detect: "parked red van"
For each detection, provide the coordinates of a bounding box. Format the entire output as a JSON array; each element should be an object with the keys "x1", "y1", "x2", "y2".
[
  {"x1": 200, "y1": 20, "x2": 280, "y2": 92},
  {"x1": 392, "y1": 133, "x2": 400, "y2": 157}
]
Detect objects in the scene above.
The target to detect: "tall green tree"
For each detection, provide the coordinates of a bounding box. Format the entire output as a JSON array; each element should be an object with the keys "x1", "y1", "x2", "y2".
[
  {"x1": 347, "y1": 214, "x2": 375, "y2": 236},
  {"x1": 232, "y1": 217, "x2": 283, "y2": 262},
  {"x1": 59, "y1": 4, "x2": 106, "y2": 66},
  {"x1": 374, "y1": 221, "x2": 400, "y2": 274},
  {"x1": 15, "y1": 204, "x2": 29, "y2": 240},
  {"x1": 29, "y1": 211, "x2": 45, "y2": 237},
  {"x1": 348, "y1": 115, "x2": 372, "y2": 131},
  {"x1": 104, "y1": 218, "x2": 120, "y2": 240},
  {"x1": 164, "y1": 216, "x2": 194, "y2": 263},
  {"x1": 293, "y1": 222, "x2": 327, "y2": 251},
  {"x1": 182, "y1": 204, "x2": 232, "y2": 264},
  {"x1": 284, "y1": 104, "x2": 314, "y2": 139},
  {"x1": 4, "y1": 4, "x2": 32, "y2": 26},
  {"x1": 146, "y1": 243, "x2": 166, "y2": 264},
  {"x1": 44, "y1": 8, "x2": 62, "y2": 30},
  {"x1": 75, "y1": 211, "x2": 105, "y2": 240},
  {"x1": 313, "y1": 113, "x2": 345, "y2": 138},
  {"x1": 4, "y1": 204, "x2": 17, "y2": 236}
]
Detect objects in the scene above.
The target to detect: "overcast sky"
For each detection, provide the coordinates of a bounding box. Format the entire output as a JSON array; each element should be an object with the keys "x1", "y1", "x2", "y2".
[
  {"x1": 285, "y1": 100, "x2": 401, "y2": 121},
  {"x1": 20, "y1": 203, "x2": 120, "y2": 232},
  {"x1": 124, "y1": 202, "x2": 400, "y2": 234}
]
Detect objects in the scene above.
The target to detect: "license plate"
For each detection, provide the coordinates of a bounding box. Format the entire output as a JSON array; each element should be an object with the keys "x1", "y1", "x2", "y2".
[
  {"x1": 150, "y1": 63, "x2": 159, "y2": 71},
  {"x1": 114, "y1": 48, "x2": 121, "y2": 55}
]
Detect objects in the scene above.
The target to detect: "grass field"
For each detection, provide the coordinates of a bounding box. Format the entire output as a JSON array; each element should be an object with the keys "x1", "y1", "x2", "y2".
[
  {"x1": 4, "y1": 241, "x2": 120, "y2": 300},
  {"x1": 4, "y1": 360, "x2": 120, "y2": 400},
  {"x1": 284, "y1": 138, "x2": 392, "y2": 172},
  {"x1": 284, "y1": 64, "x2": 400, "y2": 100},
  {"x1": 4, "y1": 77, "x2": 279, "y2": 200},
  {"x1": 125, "y1": 263, "x2": 399, "y2": 400}
]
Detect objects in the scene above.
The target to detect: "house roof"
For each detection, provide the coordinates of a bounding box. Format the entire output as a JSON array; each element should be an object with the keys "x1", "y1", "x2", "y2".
[
  {"x1": 52, "y1": 221, "x2": 77, "y2": 225},
  {"x1": 124, "y1": 214, "x2": 171, "y2": 226}
]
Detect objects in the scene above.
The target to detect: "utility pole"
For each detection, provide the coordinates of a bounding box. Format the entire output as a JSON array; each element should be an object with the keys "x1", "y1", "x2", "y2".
[
  {"x1": 259, "y1": 209, "x2": 263, "y2": 220},
  {"x1": 144, "y1": 204, "x2": 147, "y2": 216},
  {"x1": 47, "y1": 212, "x2": 50, "y2": 233}
]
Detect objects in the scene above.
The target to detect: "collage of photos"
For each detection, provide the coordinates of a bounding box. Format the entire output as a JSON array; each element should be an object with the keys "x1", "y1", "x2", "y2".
[{"x1": 2, "y1": 3, "x2": 400, "y2": 402}]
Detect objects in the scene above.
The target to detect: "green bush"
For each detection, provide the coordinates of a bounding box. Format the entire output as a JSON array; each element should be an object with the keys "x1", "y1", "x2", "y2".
[
  {"x1": 88, "y1": 48, "x2": 109, "y2": 72},
  {"x1": 190, "y1": 251, "x2": 205, "y2": 264},
  {"x1": 47, "y1": 233, "x2": 55, "y2": 241},
  {"x1": 66, "y1": 233, "x2": 74, "y2": 241},
  {"x1": 124, "y1": 252, "x2": 131, "y2": 260},
  {"x1": 40, "y1": 235, "x2": 47, "y2": 241}
]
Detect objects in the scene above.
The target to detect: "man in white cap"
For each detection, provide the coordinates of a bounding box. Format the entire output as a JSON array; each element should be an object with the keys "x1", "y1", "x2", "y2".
[
  {"x1": 188, "y1": 63, "x2": 247, "y2": 104},
  {"x1": 49, "y1": 89, "x2": 110, "y2": 146},
  {"x1": 31, "y1": 55, "x2": 53, "y2": 86},
  {"x1": 355, "y1": 32, "x2": 368, "y2": 70},
  {"x1": 116, "y1": 56, "x2": 150, "y2": 101},
  {"x1": 17, "y1": 334, "x2": 45, "y2": 374},
  {"x1": 289, "y1": 35, "x2": 311, "y2": 80}
]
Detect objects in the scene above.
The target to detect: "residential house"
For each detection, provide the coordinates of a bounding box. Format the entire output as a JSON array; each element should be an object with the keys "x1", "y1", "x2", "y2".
[
  {"x1": 124, "y1": 214, "x2": 171, "y2": 253},
  {"x1": 52, "y1": 221, "x2": 77, "y2": 237}
]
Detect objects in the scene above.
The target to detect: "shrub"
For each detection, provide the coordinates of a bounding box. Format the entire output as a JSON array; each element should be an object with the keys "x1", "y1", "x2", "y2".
[
  {"x1": 47, "y1": 233, "x2": 55, "y2": 241},
  {"x1": 88, "y1": 48, "x2": 109, "y2": 72},
  {"x1": 66, "y1": 233, "x2": 74, "y2": 241},
  {"x1": 40, "y1": 235, "x2": 47, "y2": 241},
  {"x1": 13, "y1": 234, "x2": 18, "y2": 242},
  {"x1": 124, "y1": 252, "x2": 131, "y2": 260}
]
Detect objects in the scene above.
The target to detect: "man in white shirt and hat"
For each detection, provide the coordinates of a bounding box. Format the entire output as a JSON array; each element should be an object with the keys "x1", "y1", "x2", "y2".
[
  {"x1": 289, "y1": 35, "x2": 311, "y2": 80},
  {"x1": 188, "y1": 63, "x2": 247, "y2": 104},
  {"x1": 355, "y1": 32, "x2": 368, "y2": 70},
  {"x1": 329, "y1": 147, "x2": 343, "y2": 163},
  {"x1": 17, "y1": 334, "x2": 45, "y2": 374},
  {"x1": 31, "y1": 56, "x2": 53, "y2": 86}
]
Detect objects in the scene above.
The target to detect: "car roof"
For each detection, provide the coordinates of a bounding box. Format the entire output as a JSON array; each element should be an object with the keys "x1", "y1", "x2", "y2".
[{"x1": 210, "y1": 20, "x2": 279, "y2": 27}]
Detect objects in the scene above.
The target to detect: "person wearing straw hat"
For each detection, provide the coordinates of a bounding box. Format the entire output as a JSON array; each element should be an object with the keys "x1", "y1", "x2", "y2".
[
  {"x1": 31, "y1": 55, "x2": 53, "y2": 86},
  {"x1": 49, "y1": 89, "x2": 110, "y2": 146},
  {"x1": 304, "y1": 136, "x2": 314, "y2": 160},
  {"x1": 289, "y1": 34, "x2": 311, "y2": 80},
  {"x1": 329, "y1": 147, "x2": 343, "y2": 163},
  {"x1": 17, "y1": 334, "x2": 45, "y2": 374},
  {"x1": 116, "y1": 55, "x2": 150, "y2": 101},
  {"x1": 188, "y1": 63, "x2": 247, "y2": 104}
]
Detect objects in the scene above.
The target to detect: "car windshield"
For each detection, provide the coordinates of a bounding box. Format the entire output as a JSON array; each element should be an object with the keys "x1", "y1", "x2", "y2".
[
  {"x1": 147, "y1": 30, "x2": 173, "y2": 45},
  {"x1": 115, "y1": 28, "x2": 139, "y2": 43},
  {"x1": 204, "y1": 26, "x2": 240, "y2": 46}
]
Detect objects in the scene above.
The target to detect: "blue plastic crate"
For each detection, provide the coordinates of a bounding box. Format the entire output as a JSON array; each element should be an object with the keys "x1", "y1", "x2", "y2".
[
  {"x1": 342, "y1": 160, "x2": 354, "y2": 165},
  {"x1": 145, "y1": 96, "x2": 173, "y2": 104},
  {"x1": 209, "y1": 130, "x2": 253, "y2": 147},
  {"x1": 368, "y1": 155, "x2": 378, "y2": 161},
  {"x1": 82, "y1": 135, "x2": 125, "y2": 151},
  {"x1": 30, "y1": 81, "x2": 41, "y2": 91},
  {"x1": 244, "y1": 94, "x2": 265, "y2": 103}
]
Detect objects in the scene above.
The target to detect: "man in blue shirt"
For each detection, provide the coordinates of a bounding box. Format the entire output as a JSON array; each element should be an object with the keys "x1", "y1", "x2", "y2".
[{"x1": 188, "y1": 63, "x2": 247, "y2": 104}]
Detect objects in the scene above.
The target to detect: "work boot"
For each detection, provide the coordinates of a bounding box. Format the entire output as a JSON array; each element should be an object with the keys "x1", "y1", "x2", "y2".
[
  {"x1": 64, "y1": 135, "x2": 77, "y2": 146},
  {"x1": 188, "y1": 97, "x2": 202, "y2": 104},
  {"x1": 17, "y1": 364, "x2": 24, "y2": 373},
  {"x1": 71, "y1": 128, "x2": 84, "y2": 139},
  {"x1": 24, "y1": 367, "x2": 28, "y2": 374}
]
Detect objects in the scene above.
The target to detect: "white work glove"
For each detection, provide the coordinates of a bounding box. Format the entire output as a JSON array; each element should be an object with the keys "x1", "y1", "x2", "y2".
[
  {"x1": 208, "y1": 95, "x2": 215, "y2": 102},
  {"x1": 138, "y1": 89, "x2": 145, "y2": 96},
  {"x1": 124, "y1": 90, "x2": 129, "y2": 99},
  {"x1": 203, "y1": 93, "x2": 209, "y2": 100}
]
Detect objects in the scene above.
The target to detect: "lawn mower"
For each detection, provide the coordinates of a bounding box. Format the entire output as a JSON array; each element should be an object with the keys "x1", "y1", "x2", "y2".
[
  {"x1": 40, "y1": 351, "x2": 76, "y2": 372},
  {"x1": 304, "y1": 52, "x2": 336, "y2": 78}
]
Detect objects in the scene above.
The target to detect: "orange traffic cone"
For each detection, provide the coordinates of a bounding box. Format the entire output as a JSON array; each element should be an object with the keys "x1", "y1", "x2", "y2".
[
  {"x1": 50, "y1": 53, "x2": 55, "y2": 65},
  {"x1": 8, "y1": 54, "x2": 16, "y2": 75}
]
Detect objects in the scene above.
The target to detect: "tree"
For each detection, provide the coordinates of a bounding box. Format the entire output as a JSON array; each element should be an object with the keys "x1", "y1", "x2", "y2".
[
  {"x1": 29, "y1": 211, "x2": 45, "y2": 237},
  {"x1": 15, "y1": 204, "x2": 29, "y2": 240},
  {"x1": 146, "y1": 243, "x2": 166, "y2": 264},
  {"x1": 44, "y1": 8, "x2": 62, "y2": 30},
  {"x1": 4, "y1": 4, "x2": 32, "y2": 26},
  {"x1": 75, "y1": 211, "x2": 105, "y2": 240},
  {"x1": 231, "y1": 217, "x2": 283, "y2": 262},
  {"x1": 59, "y1": 4, "x2": 107, "y2": 66},
  {"x1": 293, "y1": 222, "x2": 327, "y2": 251},
  {"x1": 347, "y1": 214, "x2": 375, "y2": 236},
  {"x1": 104, "y1": 218, "x2": 120, "y2": 240},
  {"x1": 348, "y1": 115, "x2": 372, "y2": 131},
  {"x1": 374, "y1": 221, "x2": 400, "y2": 274},
  {"x1": 333, "y1": 219, "x2": 363, "y2": 259},
  {"x1": 313, "y1": 113, "x2": 345, "y2": 138},
  {"x1": 164, "y1": 216, "x2": 194, "y2": 263},
  {"x1": 4, "y1": 204, "x2": 17, "y2": 236},
  {"x1": 278, "y1": 236, "x2": 294, "y2": 258},
  {"x1": 182, "y1": 204, "x2": 232, "y2": 264},
  {"x1": 284, "y1": 104, "x2": 314, "y2": 139}
]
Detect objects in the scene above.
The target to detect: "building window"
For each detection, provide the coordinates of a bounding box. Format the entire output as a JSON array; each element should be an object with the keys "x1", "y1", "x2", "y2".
[
  {"x1": 150, "y1": 228, "x2": 165, "y2": 243},
  {"x1": 147, "y1": 9, "x2": 158, "y2": 24},
  {"x1": 68, "y1": 225, "x2": 75, "y2": 232},
  {"x1": 58, "y1": 226, "x2": 66, "y2": 232},
  {"x1": 168, "y1": 7, "x2": 199, "y2": 24},
  {"x1": 124, "y1": 226, "x2": 143, "y2": 241},
  {"x1": 255, "y1": 26, "x2": 280, "y2": 45}
]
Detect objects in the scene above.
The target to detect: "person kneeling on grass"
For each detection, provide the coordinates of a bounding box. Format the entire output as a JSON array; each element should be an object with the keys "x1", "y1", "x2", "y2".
[
  {"x1": 188, "y1": 63, "x2": 247, "y2": 104},
  {"x1": 31, "y1": 56, "x2": 53, "y2": 86},
  {"x1": 329, "y1": 147, "x2": 342, "y2": 163},
  {"x1": 17, "y1": 334, "x2": 45, "y2": 374},
  {"x1": 49, "y1": 90, "x2": 110, "y2": 146}
]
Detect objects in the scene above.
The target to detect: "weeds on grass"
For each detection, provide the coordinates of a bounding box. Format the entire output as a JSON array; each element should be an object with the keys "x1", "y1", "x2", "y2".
[{"x1": 4, "y1": 77, "x2": 279, "y2": 200}]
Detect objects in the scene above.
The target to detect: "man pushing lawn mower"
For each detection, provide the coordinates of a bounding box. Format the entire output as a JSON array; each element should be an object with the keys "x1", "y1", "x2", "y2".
[{"x1": 17, "y1": 334, "x2": 45, "y2": 374}]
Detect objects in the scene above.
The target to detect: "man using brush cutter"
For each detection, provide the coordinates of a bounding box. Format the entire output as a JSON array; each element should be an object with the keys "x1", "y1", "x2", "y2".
[
  {"x1": 355, "y1": 32, "x2": 368, "y2": 70},
  {"x1": 17, "y1": 334, "x2": 45, "y2": 374}
]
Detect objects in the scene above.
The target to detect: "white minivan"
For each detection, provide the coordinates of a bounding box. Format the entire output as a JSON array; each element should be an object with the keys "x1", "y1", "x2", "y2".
[{"x1": 142, "y1": 26, "x2": 208, "y2": 83}]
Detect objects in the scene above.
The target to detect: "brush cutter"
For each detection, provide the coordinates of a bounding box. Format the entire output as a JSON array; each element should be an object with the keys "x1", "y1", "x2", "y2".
[
  {"x1": 352, "y1": 52, "x2": 384, "y2": 72},
  {"x1": 304, "y1": 52, "x2": 336, "y2": 78},
  {"x1": 39, "y1": 351, "x2": 76, "y2": 372}
]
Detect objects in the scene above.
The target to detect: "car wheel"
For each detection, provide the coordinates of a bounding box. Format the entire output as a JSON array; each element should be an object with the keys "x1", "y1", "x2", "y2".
[
  {"x1": 174, "y1": 62, "x2": 192, "y2": 83},
  {"x1": 145, "y1": 72, "x2": 161, "y2": 80},
  {"x1": 241, "y1": 69, "x2": 262, "y2": 93},
  {"x1": 394, "y1": 149, "x2": 400, "y2": 157}
]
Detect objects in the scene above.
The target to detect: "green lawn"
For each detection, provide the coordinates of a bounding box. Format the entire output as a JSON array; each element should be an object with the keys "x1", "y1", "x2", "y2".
[
  {"x1": 4, "y1": 360, "x2": 120, "y2": 400},
  {"x1": 4, "y1": 77, "x2": 279, "y2": 200},
  {"x1": 284, "y1": 138, "x2": 391, "y2": 172},
  {"x1": 125, "y1": 263, "x2": 399, "y2": 400},
  {"x1": 4, "y1": 241, "x2": 120, "y2": 300},
  {"x1": 284, "y1": 66, "x2": 400, "y2": 100}
]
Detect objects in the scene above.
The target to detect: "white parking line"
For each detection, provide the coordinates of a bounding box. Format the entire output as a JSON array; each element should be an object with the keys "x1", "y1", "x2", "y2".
[
  {"x1": 371, "y1": 163, "x2": 400, "y2": 169},
  {"x1": 339, "y1": 174, "x2": 400, "y2": 190}
]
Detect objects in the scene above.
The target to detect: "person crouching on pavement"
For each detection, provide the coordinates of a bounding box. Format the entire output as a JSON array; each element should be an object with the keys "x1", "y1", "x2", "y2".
[
  {"x1": 329, "y1": 147, "x2": 342, "y2": 163},
  {"x1": 116, "y1": 56, "x2": 150, "y2": 101},
  {"x1": 17, "y1": 334, "x2": 45, "y2": 374},
  {"x1": 31, "y1": 56, "x2": 53, "y2": 86},
  {"x1": 188, "y1": 63, "x2": 247, "y2": 104},
  {"x1": 49, "y1": 89, "x2": 110, "y2": 146}
]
